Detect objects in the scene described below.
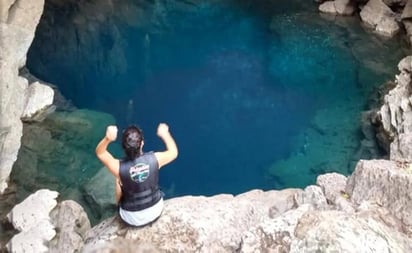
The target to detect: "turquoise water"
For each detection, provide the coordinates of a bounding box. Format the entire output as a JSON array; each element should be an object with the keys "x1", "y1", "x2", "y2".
[{"x1": 22, "y1": 0, "x2": 407, "y2": 219}]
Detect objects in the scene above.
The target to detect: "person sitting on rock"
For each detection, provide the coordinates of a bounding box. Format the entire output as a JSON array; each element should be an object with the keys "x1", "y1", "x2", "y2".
[{"x1": 95, "y1": 123, "x2": 178, "y2": 226}]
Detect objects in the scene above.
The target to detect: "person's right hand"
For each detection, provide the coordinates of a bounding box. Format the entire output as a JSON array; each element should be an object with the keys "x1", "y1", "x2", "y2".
[
  {"x1": 105, "y1": 125, "x2": 118, "y2": 142},
  {"x1": 157, "y1": 123, "x2": 170, "y2": 138}
]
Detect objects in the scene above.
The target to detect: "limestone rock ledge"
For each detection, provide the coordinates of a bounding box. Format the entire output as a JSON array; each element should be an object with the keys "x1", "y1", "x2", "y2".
[
  {"x1": 80, "y1": 159, "x2": 412, "y2": 253},
  {"x1": 0, "y1": 0, "x2": 50, "y2": 193},
  {"x1": 376, "y1": 55, "x2": 412, "y2": 160}
]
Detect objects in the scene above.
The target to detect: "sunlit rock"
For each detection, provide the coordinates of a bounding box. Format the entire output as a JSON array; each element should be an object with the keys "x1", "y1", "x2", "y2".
[
  {"x1": 21, "y1": 82, "x2": 55, "y2": 122},
  {"x1": 290, "y1": 210, "x2": 412, "y2": 252},
  {"x1": 319, "y1": 0, "x2": 356, "y2": 15},
  {"x1": 5, "y1": 190, "x2": 91, "y2": 253},
  {"x1": 316, "y1": 172, "x2": 347, "y2": 204},
  {"x1": 6, "y1": 219, "x2": 55, "y2": 253},
  {"x1": 346, "y1": 159, "x2": 412, "y2": 233},
  {"x1": 83, "y1": 190, "x2": 304, "y2": 252},
  {"x1": 6, "y1": 189, "x2": 58, "y2": 253},
  {"x1": 7, "y1": 189, "x2": 58, "y2": 231},
  {"x1": 360, "y1": 0, "x2": 400, "y2": 37},
  {"x1": 376, "y1": 56, "x2": 412, "y2": 160}
]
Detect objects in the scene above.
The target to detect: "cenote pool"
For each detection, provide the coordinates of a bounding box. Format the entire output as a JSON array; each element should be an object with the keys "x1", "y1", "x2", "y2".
[{"x1": 12, "y1": 0, "x2": 407, "y2": 222}]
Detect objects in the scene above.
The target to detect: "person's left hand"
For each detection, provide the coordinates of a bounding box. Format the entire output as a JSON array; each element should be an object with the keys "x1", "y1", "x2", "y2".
[{"x1": 105, "y1": 125, "x2": 118, "y2": 142}]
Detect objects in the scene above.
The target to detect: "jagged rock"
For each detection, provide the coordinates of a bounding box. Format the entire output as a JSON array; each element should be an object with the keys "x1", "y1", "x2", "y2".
[
  {"x1": 0, "y1": 0, "x2": 45, "y2": 193},
  {"x1": 6, "y1": 219, "x2": 56, "y2": 253},
  {"x1": 6, "y1": 189, "x2": 58, "y2": 231},
  {"x1": 6, "y1": 189, "x2": 58, "y2": 253},
  {"x1": 346, "y1": 159, "x2": 412, "y2": 233},
  {"x1": 360, "y1": 0, "x2": 400, "y2": 37},
  {"x1": 319, "y1": 1, "x2": 338, "y2": 14},
  {"x1": 376, "y1": 56, "x2": 412, "y2": 160},
  {"x1": 49, "y1": 200, "x2": 91, "y2": 253},
  {"x1": 300, "y1": 185, "x2": 329, "y2": 210},
  {"x1": 401, "y1": 0, "x2": 412, "y2": 19},
  {"x1": 398, "y1": 55, "x2": 412, "y2": 72},
  {"x1": 83, "y1": 190, "x2": 303, "y2": 252},
  {"x1": 319, "y1": 0, "x2": 356, "y2": 15},
  {"x1": 290, "y1": 210, "x2": 412, "y2": 252},
  {"x1": 241, "y1": 204, "x2": 314, "y2": 252},
  {"x1": 236, "y1": 189, "x2": 303, "y2": 218},
  {"x1": 316, "y1": 172, "x2": 347, "y2": 204},
  {"x1": 21, "y1": 81, "x2": 55, "y2": 122}
]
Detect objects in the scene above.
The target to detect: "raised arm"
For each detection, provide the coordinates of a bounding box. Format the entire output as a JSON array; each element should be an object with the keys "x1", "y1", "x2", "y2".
[
  {"x1": 95, "y1": 125, "x2": 120, "y2": 177},
  {"x1": 154, "y1": 123, "x2": 178, "y2": 169}
]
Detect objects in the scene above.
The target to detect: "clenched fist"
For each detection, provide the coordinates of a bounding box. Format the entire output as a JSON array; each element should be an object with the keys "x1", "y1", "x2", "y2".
[
  {"x1": 157, "y1": 123, "x2": 170, "y2": 138},
  {"x1": 105, "y1": 125, "x2": 118, "y2": 142}
]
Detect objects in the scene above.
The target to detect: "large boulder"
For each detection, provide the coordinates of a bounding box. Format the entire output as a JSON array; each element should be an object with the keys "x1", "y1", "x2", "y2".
[
  {"x1": 21, "y1": 81, "x2": 55, "y2": 122},
  {"x1": 5, "y1": 189, "x2": 91, "y2": 253},
  {"x1": 376, "y1": 56, "x2": 412, "y2": 160},
  {"x1": 6, "y1": 189, "x2": 58, "y2": 253},
  {"x1": 346, "y1": 159, "x2": 412, "y2": 233},
  {"x1": 319, "y1": 0, "x2": 356, "y2": 15},
  {"x1": 360, "y1": 0, "x2": 400, "y2": 37}
]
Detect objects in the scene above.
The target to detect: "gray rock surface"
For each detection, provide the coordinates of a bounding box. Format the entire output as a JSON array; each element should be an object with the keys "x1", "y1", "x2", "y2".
[
  {"x1": 83, "y1": 189, "x2": 304, "y2": 252},
  {"x1": 316, "y1": 172, "x2": 347, "y2": 204},
  {"x1": 290, "y1": 210, "x2": 412, "y2": 252},
  {"x1": 360, "y1": 0, "x2": 400, "y2": 37},
  {"x1": 49, "y1": 200, "x2": 91, "y2": 253},
  {"x1": 319, "y1": 0, "x2": 356, "y2": 15},
  {"x1": 376, "y1": 56, "x2": 412, "y2": 160},
  {"x1": 5, "y1": 191, "x2": 91, "y2": 253},
  {"x1": 402, "y1": 0, "x2": 412, "y2": 19},
  {"x1": 6, "y1": 189, "x2": 58, "y2": 253},
  {"x1": 346, "y1": 159, "x2": 412, "y2": 233},
  {"x1": 0, "y1": 0, "x2": 45, "y2": 193},
  {"x1": 83, "y1": 172, "x2": 412, "y2": 252},
  {"x1": 21, "y1": 81, "x2": 55, "y2": 122},
  {"x1": 7, "y1": 189, "x2": 58, "y2": 231}
]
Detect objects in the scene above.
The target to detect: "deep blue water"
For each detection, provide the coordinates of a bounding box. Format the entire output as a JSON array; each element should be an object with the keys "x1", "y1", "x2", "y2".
[{"x1": 25, "y1": 0, "x2": 406, "y2": 200}]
